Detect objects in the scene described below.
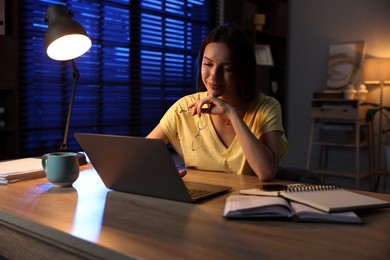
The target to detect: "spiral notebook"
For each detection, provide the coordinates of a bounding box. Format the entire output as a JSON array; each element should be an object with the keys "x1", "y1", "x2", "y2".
[{"x1": 240, "y1": 184, "x2": 390, "y2": 213}]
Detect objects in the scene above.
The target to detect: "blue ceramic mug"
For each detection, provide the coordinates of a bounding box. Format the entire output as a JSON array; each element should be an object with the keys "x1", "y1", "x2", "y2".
[{"x1": 42, "y1": 152, "x2": 79, "y2": 187}]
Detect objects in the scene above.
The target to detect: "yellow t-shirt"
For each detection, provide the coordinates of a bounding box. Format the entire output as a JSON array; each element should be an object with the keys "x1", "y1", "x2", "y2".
[{"x1": 160, "y1": 91, "x2": 288, "y2": 175}]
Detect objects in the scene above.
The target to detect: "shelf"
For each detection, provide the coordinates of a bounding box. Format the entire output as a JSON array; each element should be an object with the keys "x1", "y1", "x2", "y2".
[
  {"x1": 0, "y1": 87, "x2": 17, "y2": 91},
  {"x1": 371, "y1": 168, "x2": 390, "y2": 176},
  {"x1": 0, "y1": 127, "x2": 17, "y2": 132},
  {"x1": 257, "y1": 64, "x2": 286, "y2": 70},
  {"x1": 312, "y1": 141, "x2": 370, "y2": 148},
  {"x1": 255, "y1": 30, "x2": 287, "y2": 38},
  {"x1": 306, "y1": 99, "x2": 372, "y2": 189}
]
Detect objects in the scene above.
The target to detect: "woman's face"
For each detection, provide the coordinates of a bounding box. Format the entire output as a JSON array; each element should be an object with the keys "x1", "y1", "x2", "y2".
[{"x1": 201, "y1": 42, "x2": 238, "y2": 98}]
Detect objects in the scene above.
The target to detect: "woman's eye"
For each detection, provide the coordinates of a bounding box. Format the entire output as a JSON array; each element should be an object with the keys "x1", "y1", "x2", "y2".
[
  {"x1": 224, "y1": 66, "x2": 233, "y2": 71},
  {"x1": 203, "y1": 63, "x2": 212, "y2": 67}
]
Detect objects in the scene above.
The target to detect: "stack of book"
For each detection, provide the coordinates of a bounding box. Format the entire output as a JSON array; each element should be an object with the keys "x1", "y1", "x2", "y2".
[{"x1": 0, "y1": 158, "x2": 45, "y2": 184}]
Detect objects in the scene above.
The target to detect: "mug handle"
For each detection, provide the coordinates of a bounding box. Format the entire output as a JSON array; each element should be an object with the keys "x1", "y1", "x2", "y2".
[{"x1": 42, "y1": 154, "x2": 49, "y2": 172}]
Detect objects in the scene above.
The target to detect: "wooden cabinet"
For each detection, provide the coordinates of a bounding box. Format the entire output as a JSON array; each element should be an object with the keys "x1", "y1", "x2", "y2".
[
  {"x1": 224, "y1": 0, "x2": 289, "y2": 125},
  {"x1": 0, "y1": 0, "x2": 19, "y2": 159},
  {"x1": 306, "y1": 99, "x2": 372, "y2": 189}
]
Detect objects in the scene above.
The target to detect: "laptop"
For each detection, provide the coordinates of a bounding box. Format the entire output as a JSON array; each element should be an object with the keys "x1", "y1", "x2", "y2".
[{"x1": 75, "y1": 133, "x2": 231, "y2": 202}]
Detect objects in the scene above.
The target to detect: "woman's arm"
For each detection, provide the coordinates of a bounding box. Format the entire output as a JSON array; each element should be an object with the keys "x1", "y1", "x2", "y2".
[
  {"x1": 229, "y1": 108, "x2": 281, "y2": 181},
  {"x1": 146, "y1": 124, "x2": 169, "y2": 144}
]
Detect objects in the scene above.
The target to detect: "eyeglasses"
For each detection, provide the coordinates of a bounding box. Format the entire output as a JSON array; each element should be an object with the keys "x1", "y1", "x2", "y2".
[{"x1": 179, "y1": 110, "x2": 207, "y2": 151}]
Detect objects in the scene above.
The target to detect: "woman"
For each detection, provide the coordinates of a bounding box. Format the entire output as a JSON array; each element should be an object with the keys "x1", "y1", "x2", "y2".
[{"x1": 147, "y1": 24, "x2": 288, "y2": 181}]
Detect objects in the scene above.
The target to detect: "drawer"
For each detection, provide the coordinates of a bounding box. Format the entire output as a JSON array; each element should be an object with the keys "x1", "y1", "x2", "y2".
[
  {"x1": 310, "y1": 106, "x2": 360, "y2": 119},
  {"x1": 310, "y1": 99, "x2": 368, "y2": 120}
]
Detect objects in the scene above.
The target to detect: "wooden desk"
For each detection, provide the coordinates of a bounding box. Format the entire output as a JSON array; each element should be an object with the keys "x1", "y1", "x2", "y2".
[{"x1": 1, "y1": 164, "x2": 390, "y2": 259}]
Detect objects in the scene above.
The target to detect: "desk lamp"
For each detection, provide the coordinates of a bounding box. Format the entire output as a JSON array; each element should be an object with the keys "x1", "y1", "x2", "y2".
[{"x1": 45, "y1": 4, "x2": 92, "y2": 165}]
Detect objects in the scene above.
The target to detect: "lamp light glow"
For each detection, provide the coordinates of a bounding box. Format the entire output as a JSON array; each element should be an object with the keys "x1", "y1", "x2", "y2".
[{"x1": 47, "y1": 34, "x2": 91, "y2": 61}]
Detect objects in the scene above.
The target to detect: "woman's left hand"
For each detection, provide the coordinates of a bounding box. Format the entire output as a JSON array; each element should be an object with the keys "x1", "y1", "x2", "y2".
[{"x1": 189, "y1": 96, "x2": 232, "y2": 117}]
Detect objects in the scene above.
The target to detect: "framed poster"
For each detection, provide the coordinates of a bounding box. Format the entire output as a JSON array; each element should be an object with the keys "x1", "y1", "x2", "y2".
[{"x1": 326, "y1": 41, "x2": 366, "y2": 90}]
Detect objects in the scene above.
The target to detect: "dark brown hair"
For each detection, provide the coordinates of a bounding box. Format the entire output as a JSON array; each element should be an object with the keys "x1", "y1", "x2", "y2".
[{"x1": 196, "y1": 24, "x2": 257, "y2": 101}]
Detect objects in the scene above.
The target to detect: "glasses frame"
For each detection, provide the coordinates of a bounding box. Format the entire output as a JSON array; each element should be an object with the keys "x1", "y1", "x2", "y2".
[{"x1": 179, "y1": 110, "x2": 208, "y2": 151}]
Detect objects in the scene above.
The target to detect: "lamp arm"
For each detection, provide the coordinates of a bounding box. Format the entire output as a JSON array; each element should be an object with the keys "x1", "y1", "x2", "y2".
[{"x1": 60, "y1": 59, "x2": 79, "y2": 151}]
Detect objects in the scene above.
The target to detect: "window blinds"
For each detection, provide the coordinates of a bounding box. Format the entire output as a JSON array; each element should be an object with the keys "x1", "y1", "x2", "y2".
[{"x1": 19, "y1": 0, "x2": 219, "y2": 157}]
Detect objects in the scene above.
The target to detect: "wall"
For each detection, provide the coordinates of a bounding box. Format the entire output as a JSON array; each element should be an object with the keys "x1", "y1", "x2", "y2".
[{"x1": 283, "y1": 0, "x2": 390, "y2": 167}]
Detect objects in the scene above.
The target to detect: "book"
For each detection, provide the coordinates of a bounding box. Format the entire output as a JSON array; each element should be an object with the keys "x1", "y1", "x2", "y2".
[
  {"x1": 223, "y1": 195, "x2": 362, "y2": 224},
  {"x1": 240, "y1": 184, "x2": 390, "y2": 213},
  {"x1": 0, "y1": 158, "x2": 45, "y2": 184}
]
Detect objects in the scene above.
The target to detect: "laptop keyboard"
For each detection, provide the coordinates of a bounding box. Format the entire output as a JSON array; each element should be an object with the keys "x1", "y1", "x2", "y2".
[
  {"x1": 187, "y1": 188, "x2": 213, "y2": 199},
  {"x1": 184, "y1": 181, "x2": 231, "y2": 201}
]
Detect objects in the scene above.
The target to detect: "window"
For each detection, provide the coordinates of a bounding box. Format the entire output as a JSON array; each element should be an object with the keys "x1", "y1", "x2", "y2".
[{"x1": 19, "y1": 0, "x2": 219, "y2": 157}]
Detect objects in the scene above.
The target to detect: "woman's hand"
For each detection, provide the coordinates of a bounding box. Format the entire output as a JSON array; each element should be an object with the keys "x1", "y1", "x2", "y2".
[
  {"x1": 178, "y1": 169, "x2": 187, "y2": 177},
  {"x1": 189, "y1": 96, "x2": 232, "y2": 117},
  {"x1": 190, "y1": 95, "x2": 280, "y2": 181}
]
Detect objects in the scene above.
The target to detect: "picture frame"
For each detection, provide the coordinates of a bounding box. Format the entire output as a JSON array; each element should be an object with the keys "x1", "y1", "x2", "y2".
[
  {"x1": 255, "y1": 44, "x2": 273, "y2": 66},
  {"x1": 326, "y1": 41, "x2": 366, "y2": 90}
]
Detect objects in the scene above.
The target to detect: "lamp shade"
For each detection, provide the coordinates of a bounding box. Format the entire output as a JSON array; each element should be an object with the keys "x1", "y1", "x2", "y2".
[
  {"x1": 45, "y1": 5, "x2": 91, "y2": 61},
  {"x1": 363, "y1": 58, "x2": 390, "y2": 83}
]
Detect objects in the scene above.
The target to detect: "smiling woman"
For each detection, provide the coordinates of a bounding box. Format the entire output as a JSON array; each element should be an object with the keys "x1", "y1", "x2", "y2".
[{"x1": 147, "y1": 24, "x2": 288, "y2": 181}]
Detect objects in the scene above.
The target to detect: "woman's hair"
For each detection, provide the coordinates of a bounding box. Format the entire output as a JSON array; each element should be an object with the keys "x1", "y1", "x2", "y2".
[{"x1": 196, "y1": 24, "x2": 257, "y2": 101}]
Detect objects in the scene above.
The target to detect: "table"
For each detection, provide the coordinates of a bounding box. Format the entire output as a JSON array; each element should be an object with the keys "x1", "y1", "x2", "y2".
[{"x1": 1, "y1": 164, "x2": 390, "y2": 259}]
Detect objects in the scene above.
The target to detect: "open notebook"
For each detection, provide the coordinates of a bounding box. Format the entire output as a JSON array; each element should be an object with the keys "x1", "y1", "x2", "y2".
[
  {"x1": 240, "y1": 184, "x2": 390, "y2": 213},
  {"x1": 223, "y1": 195, "x2": 362, "y2": 223}
]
